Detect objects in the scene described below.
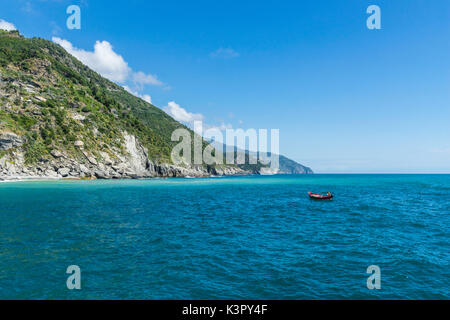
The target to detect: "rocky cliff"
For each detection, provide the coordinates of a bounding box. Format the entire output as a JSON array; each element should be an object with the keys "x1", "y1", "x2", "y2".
[
  {"x1": 0, "y1": 130, "x2": 246, "y2": 181},
  {"x1": 0, "y1": 30, "x2": 250, "y2": 181}
]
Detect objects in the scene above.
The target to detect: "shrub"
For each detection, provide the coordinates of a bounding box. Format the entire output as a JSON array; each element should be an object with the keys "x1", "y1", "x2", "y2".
[{"x1": 24, "y1": 141, "x2": 46, "y2": 164}]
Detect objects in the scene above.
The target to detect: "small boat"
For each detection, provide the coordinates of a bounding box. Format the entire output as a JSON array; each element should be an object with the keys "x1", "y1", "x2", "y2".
[{"x1": 308, "y1": 192, "x2": 333, "y2": 200}]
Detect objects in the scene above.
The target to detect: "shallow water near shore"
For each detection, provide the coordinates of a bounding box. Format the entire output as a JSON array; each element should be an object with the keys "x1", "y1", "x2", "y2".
[{"x1": 0, "y1": 174, "x2": 449, "y2": 299}]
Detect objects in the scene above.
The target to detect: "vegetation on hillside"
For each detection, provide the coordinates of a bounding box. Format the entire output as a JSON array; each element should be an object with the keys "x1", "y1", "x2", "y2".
[
  {"x1": 0, "y1": 30, "x2": 191, "y2": 164},
  {"x1": 0, "y1": 30, "x2": 310, "y2": 174}
]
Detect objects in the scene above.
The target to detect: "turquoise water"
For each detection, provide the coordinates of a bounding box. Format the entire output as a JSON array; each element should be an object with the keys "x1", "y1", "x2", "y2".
[{"x1": 0, "y1": 174, "x2": 449, "y2": 299}]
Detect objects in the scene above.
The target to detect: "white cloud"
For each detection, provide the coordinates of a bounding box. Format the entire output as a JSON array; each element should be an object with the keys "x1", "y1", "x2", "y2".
[
  {"x1": 0, "y1": 19, "x2": 17, "y2": 31},
  {"x1": 162, "y1": 101, "x2": 234, "y2": 137},
  {"x1": 133, "y1": 71, "x2": 162, "y2": 87},
  {"x1": 210, "y1": 47, "x2": 240, "y2": 59},
  {"x1": 123, "y1": 85, "x2": 152, "y2": 104},
  {"x1": 141, "y1": 94, "x2": 152, "y2": 104},
  {"x1": 53, "y1": 37, "x2": 131, "y2": 82},
  {"x1": 194, "y1": 122, "x2": 234, "y2": 144},
  {"x1": 163, "y1": 101, "x2": 204, "y2": 123},
  {"x1": 52, "y1": 37, "x2": 164, "y2": 89},
  {"x1": 207, "y1": 122, "x2": 233, "y2": 131}
]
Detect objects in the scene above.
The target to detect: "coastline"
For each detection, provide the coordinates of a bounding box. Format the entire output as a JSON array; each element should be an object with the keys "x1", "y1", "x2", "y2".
[
  {"x1": 0, "y1": 169, "x2": 252, "y2": 183},
  {"x1": 1, "y1": 130, "x2": 253, "y2": 182}
]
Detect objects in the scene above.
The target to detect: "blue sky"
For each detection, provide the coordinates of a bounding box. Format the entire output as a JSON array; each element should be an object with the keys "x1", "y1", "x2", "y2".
[{"x1": 1, "y1": 0, "x2": 449, "y2": 173}]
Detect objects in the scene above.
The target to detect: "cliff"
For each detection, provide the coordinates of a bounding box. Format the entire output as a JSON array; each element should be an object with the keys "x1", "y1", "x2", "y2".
[{"x1": 0, "y1": 30, "x2": 248, "y2": 180}]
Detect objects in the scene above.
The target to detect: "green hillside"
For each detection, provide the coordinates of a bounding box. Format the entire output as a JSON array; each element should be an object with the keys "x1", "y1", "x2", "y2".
[
  {"x1": 0, "y1": 29, "x2": 188, "y2": 164},
  {"x1": 0, "y1": 30, "x2": 312, "y2": 179}
]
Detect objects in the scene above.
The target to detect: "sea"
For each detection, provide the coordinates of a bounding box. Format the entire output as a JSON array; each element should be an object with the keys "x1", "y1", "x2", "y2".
[{"x1": 0, "y1": 174, "x2": 448, "y2": 299}]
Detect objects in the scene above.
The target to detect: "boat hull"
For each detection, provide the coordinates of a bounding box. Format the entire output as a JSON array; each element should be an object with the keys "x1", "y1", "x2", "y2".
[{"x1": 308, "y1": 192, "x2": 333, "y2": 200}]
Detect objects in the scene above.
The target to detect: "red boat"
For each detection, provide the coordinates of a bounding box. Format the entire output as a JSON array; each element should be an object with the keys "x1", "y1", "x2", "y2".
[{"x1": 308, "y1": 192, "x2": 333, "y2": 200}]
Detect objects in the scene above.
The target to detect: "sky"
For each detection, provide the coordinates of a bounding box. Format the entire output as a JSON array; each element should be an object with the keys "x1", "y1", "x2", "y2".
[{"x1": 1, "y1": 0, "x2": 449, "y2": 173}]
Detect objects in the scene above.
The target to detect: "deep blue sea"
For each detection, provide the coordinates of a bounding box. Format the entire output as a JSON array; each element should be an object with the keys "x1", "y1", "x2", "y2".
[{"x1": 0, "y1": 174, "x2": 448, "y2": 299}]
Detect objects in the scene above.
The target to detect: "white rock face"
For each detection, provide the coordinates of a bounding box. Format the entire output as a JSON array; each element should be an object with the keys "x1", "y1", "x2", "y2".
[
  {"x1": 0, "y1": 130, "x2": 250, "y2": 181},
  {"x1": 87, "y1": 156, "x2": 97, "y2": 165},
  {"x1": 0, "y1": 132, "x2": 24, "y2": 150},
  {"x1": 99, "y1": 151, "x2": 113, "y2": 165},
  {"x1": 71, "y1": 113, "x2": 86, "y2": 121},
  {"x1": 45, "y1": 169, "x2": 58, "y2": 177},
  {"x1": 123, "y1": 133, "x2": 149, "y2": 175},
  {"x1": 34, "y1": 96, "x2": 46, "y2": 102},
  {"x1": 58, "y1": 168, "x2": 70, "y2": 177},
  {"x1": 79, "y1": 164, "x2": 90, "y2": 174},
  {"x1": 259, "y1": 167, "x2": 280, "y2": 175},
  {"x1": 50, "y1": 150, "x2": 63, "y2": 158}
]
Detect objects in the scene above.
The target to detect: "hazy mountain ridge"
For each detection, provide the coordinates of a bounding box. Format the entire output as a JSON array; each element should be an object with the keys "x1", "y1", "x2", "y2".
[{"x1": 208, "y1": 140, "x2": 313, "y2": 174}]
